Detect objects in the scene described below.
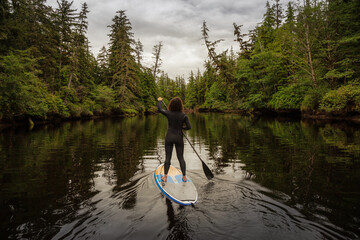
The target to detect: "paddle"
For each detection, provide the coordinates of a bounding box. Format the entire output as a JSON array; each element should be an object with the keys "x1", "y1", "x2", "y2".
[{"x1": 161, "y1": 100, "x2": 214, "y2": 180}]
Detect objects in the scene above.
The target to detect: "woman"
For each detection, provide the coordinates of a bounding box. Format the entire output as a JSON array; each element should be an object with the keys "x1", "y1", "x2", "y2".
[{"x1": 157, "y1": 97, "x2": 191, "y2": 182}]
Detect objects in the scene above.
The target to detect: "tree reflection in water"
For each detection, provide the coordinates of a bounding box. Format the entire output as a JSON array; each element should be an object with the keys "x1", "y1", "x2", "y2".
[{"x1": 0, "y1": 114, "x2": 359, "y2": 239}]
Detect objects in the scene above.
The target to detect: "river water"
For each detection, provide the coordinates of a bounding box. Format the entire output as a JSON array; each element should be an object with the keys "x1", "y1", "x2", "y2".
[{"x1": 0, "y1": 114, "x2": 359, "y2": 239}]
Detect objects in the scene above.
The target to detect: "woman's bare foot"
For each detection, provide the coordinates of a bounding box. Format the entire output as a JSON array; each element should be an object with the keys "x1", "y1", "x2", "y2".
[
  {"x1": 161, "y1": 175, "x2": 167, "y2": 182},
  {"x1": 182, "y1": 176, "x2": 187, "y2": 182}
]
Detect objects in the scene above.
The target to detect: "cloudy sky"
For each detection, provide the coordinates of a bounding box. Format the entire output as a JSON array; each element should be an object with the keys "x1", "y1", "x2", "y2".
[{"x1": 48, "y1": 0, "x2": 286, "y2": 79}]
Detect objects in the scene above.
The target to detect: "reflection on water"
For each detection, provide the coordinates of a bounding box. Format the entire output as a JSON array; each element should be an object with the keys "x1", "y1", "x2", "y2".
[{"x1": 0, "y1": 114, "x2": 359, "y2": 239}]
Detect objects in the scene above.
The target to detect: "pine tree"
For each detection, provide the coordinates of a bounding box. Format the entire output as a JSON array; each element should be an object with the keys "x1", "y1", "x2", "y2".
[
  {"x1": 152, "y1": 41, "x2": 163, "y2": 80},
  {"x1": 96, "y1": 46, "x2": 109, "y2": 84},
  {"x1": 233, "y1": 23, "x2": 250, "y2": 59},
  {"x1": 259, "y1": 1, "x2": 276, "y2": 49},
  {"x1": 55, "y1": 0, "x2": 77, "y2": 83},
  {"x1": 196, "y1": 69, "x2": 206, "y2": 105},
  {"x1": 281, "y1": 1, "x2": 298, "y2": 83},
  {"x1": 322, "y1": 0, "x2": 360, "y2": 86},
  {"x1": 263, "y1": 1, "x2": 276, "y2": 30},
  {"x1": 139, "y1": 68, "x2": 157, "y2": 111},
  {"x1": 273, "y1": 0, "x2": 283, "y2": 29},
  {"x1": 185, "y1": 71, "x2": 197, "y2": 108},
  {"x1": 2, "y1": 0, "x2": 58, "y2": 89},
  {"x1": 70, "y1": 2, "x2": 94, "y2": 90},
  {"x1": 66, "y1": 2, "x2": 89, "y2": 89},
  {"x1": 294, "y1": 0, "x2": 323, "y2": 87},
  {"x1": 201, "y1": 21, "x2": 223, "y2": 70},
  {"x1": 0, "y1": 0, "x2": 11, "y2": 54},
  {"x1": 285, "y1": 1, "x2": 295, "y2": 25},
  {"x1": 175, "y1": 75, "x2": 186, "y2": 102},
  {"x1": 108, "y1": 10, "x2": 141, "y2": 108},
  {"x1": 201, "y1": 21, "x2": 235, "y2": 88},
  {"x1": 134, "y1": 39, "x2": 143, "y2": 65}
]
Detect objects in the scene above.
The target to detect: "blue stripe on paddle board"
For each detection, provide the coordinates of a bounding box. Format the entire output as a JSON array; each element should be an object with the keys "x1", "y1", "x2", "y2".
[
  {"x1": 174, "y1": 174, "x2": 190, "y2": 183},
  {"x1": 155, "y1": 174, "x2": 175, "y2": 183}
]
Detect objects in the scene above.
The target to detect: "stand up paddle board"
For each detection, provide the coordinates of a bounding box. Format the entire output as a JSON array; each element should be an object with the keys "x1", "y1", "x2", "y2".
[{"x1": 154, "y1": 164, "x2": 198, "y2": 206}]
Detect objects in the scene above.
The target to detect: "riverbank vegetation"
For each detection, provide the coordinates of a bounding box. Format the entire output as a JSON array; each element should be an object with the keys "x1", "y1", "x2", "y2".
[
  {"x1": 189, "y1": 0, "x2": 360, "y2": 118},
  {"x1": 0, "y1": 1, "x2": 158, "y2": 123},
  {"x1": 0, "y1": 0, "x2": 359, "y2": 124}
]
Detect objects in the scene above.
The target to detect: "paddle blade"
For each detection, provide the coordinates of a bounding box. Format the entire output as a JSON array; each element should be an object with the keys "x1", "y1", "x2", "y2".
[{"x1": 201, "y1": 160, "x2": 214, "y2": 180}]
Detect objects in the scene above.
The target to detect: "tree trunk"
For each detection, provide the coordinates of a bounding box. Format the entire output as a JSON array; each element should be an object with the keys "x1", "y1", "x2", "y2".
[
  {"x1": 305, "y1": 24, "x2": 317, "y2": 86},
  {"x1": 152, "y1": 42, "x2": 163, "y2": 80},
  {"x1": 68, "y1": 72, "x2": 73, "y2": 89}
]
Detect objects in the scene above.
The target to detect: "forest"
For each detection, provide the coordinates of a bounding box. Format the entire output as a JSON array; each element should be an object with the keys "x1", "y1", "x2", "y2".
[{"x1": 0, "y1": 0, "x2": 359, "y2": 124}]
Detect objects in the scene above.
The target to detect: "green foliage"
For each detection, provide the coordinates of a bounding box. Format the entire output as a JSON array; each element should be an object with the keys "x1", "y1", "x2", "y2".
[
  {"x1": 243, "y1": 93, "x2": 267, "y2": 110},
  {"x1": 120, "y1": 108, "x2": 139, "y2": 116},
  {"x1": 249, "y1": 50, "x2": 288, "y2": 97},
  {"x1": 92, "y1": 85, "x2": 116, "y2": 115},
  {"x1": 138, "y1": 68, "x2": 157, "y2": 111},
  {"x1": 185, "y1": 72, "x2": 198, "y2": 108},
  {"x1": 203, "y1": 82, "x2": 228, "y2": 110},
  {"x1": 59, "y1": 86, "x2": 78, "y2": 103},
  {"x1": 44, "y1": 94, "x2": 68, "y2": 118},
  {"x1": 319, "y1": 84, "x2": 360, "y2": 113},
  {"x1": 301, "y1": 87, "x2": 327, "y2": 112},
  {"x1": 65, "y1": 102, "x2": 81, "y2": 118},
  {"x1": 269, "y1": 84, "x2": 310, "y2": 110},
  {"x1": 157, "y1": 72, "x2": 186, "y2": 105},
  {"x1": 112, "y1": 86, "x2": 144, "y2": 114},
  {"x1": 106, "y1": 10, "x2": 145, "y2": 114},
  {"x1": 192, "y1": 0, "x2": 360, "y2": 116},
  {"x1": 1, "y1": 0, "x2": 359, "y2": 122},
  {"x1": 0, "y1": 50, "x2": 50, "y2": 120},
  {"x1": 0, "y1": 2, "x2": 150, "y2": 122}
]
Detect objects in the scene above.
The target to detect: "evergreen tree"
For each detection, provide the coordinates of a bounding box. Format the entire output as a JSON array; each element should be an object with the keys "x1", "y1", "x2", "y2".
[
  {"x1": 279, "y1": 1, "x2": 298, "y2": 83},
  {"x1": 273, "y1": 0, "x2": 283, "y2": 29},
  {"x1": 72, "y1": 2, "x2": 95, "y2": 90},
  {"x1": 55, "y1": 0, "x2": 77, "y2": 86},
  {"x1": 152, "y1": 41, "x2": 163, "y2": 80},
  {"x1": 1, "y1": 0, "x2": 359, "y2": 121},
  {"x1": 201, "y1": 21, "x2": 237, "y2": 104},
  {"x1": 108, "y1": 10, "x2": 141, "y2": 109},
  {"x1": 0, "y1": 0, "x2": 11, "y2": 54},
  {"x1": 96, "y1": 45, "x2": 109, "y2": 84},
  {"x1": 257, "y1": 1, "x2": 276, "y2": 50},
  {"x1": 185, "y1": 71, "x2": 197, "y2": 108},
  {"x1": 175, "y1": 76, "x2": 186, "y2": 102},
  {"x1": 66, "y1": 2, "x2": 88, "y2": 89},
  {"x1": 233, "y1": 23, "x2": 250, "y2": 59},
  {"x1": 134, "y1": 39, "x2": 143, "y2": 65},
  {"x1": 0, "y1": 49, "x2": 51, "y2": 120},
  {"x1": 139, "y1": 68, "x2": 157, "y2": 111},
  {"x1": 322, "y1": 0, "x2": 360, "y2": 87},
  {"x1": 196, "y1": 69, "x2": 207, "y2": 105},
  {"x1": 263, "y1": 1, "x2": 276, "y2": 30},
  {"x1": 201, "y1": 21, "x2": 223, "y2": 71},
  {"x1": 285, "y1": 1, "x2": 295, "y2": 25},
  {"x1": 294, "y1": 0, "x2": 323, "y2": 87},
  {"x1": 2, "y1": 0, "x2": 58, "y2": 89}
]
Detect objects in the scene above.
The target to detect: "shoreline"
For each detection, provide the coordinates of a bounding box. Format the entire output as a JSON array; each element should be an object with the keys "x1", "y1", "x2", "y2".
[
  {"x1": 197, "y1": 108, "x2": 360, "y2": 124},
  {"x1": 1, "y1": 108, "x2": 360, "y2": 129}
]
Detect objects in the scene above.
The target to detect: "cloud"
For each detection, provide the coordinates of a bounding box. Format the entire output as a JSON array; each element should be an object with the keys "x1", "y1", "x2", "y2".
[{"x1": 47, "y1": 0, "x2": 285, "y2": 79}]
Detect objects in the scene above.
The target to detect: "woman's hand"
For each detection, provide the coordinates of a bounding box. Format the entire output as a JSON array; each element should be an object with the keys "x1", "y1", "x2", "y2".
[{"x1": 157, "y1": 97, "x2": 163, "y2": 101}]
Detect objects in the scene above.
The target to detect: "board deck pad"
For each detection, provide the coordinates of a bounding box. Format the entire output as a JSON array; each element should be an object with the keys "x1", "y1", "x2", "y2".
[{"x1": 154, "y1": 164, "x2": 198, "y2": 206}]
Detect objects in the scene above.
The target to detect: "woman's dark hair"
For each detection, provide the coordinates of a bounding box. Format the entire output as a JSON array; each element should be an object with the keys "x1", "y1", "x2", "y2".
[{"x1": 168, "y1": 97, "x2": 184, "y2": 112}]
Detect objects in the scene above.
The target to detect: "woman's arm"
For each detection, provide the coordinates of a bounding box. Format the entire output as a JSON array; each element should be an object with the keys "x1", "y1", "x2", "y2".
[
  {"x1": 157, "y1": 97, "x2": 168, "y2": 116},
  {"x1": 182, "y1": 115, "x2": 191, "y2": 130}
]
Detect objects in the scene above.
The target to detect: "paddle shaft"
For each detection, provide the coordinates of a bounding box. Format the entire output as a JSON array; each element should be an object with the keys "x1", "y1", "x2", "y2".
[{"x1": 161, "y1": 100, "x2": 214, "y2": 180}]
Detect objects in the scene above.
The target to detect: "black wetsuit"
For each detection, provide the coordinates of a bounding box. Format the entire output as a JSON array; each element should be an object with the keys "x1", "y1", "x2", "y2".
[{"x1": 158, "y1": 101, "x2": 191, "y2": 176}]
